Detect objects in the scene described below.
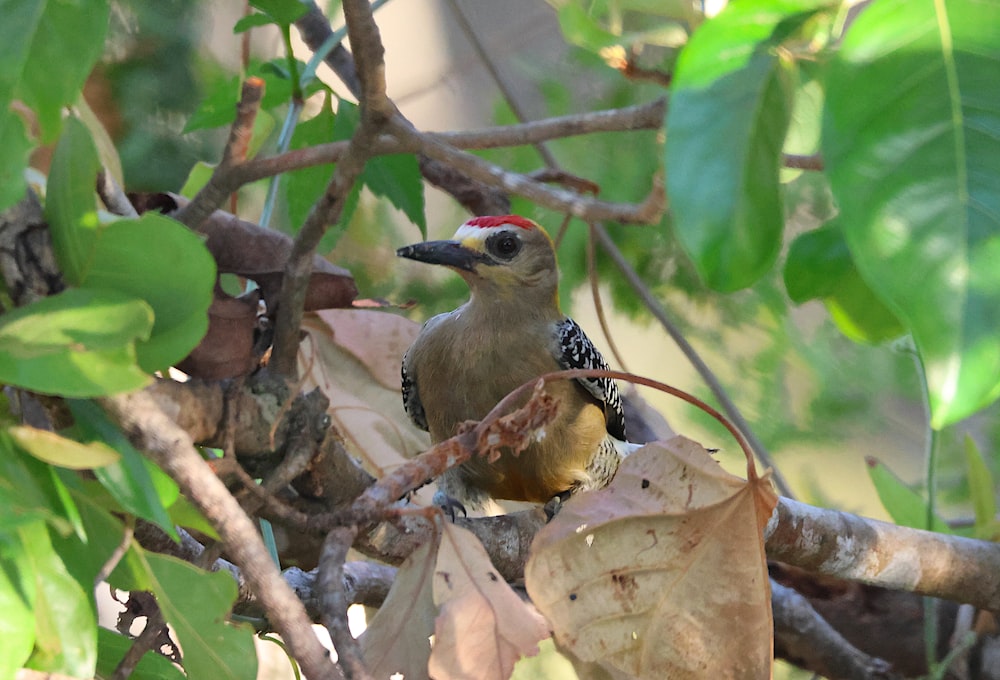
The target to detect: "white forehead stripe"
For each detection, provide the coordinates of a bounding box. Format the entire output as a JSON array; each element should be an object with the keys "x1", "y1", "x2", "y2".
[{"x1": 453, "y1": 224, "x2": 514, "y2": 241}]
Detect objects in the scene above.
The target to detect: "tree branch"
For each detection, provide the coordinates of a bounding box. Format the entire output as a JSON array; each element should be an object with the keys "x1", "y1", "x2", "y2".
[
  {"x1": 766, "y1": 498, "x2": 1000, "y2": 611},
  {"x1": 100, "y1": 390, "x2": 343, "y2": 680}
]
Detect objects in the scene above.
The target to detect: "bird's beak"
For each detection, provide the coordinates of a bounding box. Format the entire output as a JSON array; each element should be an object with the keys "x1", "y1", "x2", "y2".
[{"x1": 396, "y1": 240, "x2": 485, "y2": 272}]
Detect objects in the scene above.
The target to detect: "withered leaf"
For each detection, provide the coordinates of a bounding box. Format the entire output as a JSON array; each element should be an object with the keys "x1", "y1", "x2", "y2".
[
  {"x1": 299, "y1": 310, "x2": 430, "y2": 474},
  {"x1": 430, "y1": 523, "x2": 549, "y2": 680},
  {"x1": 525, "y1": 437, "x2": 777, "y2": 679},
  {"x1": 359, "y1": 535, "x2": 438, "y2": 680},
  {"x1": 176, "y1": 286, "x2": 259, "y2": 379}
]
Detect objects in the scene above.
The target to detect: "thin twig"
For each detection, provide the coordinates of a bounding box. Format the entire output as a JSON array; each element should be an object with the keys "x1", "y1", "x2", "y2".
[
  {"x1": 318, "y1": 526, "x2": 373, "y2": 680},
  {"x1": 268, "y1": 0, "x2": 392, "y2": 379},
  {"x1": 589, "y1": 223, "x2": 795, "y2": 497},
  {"x1": 96, "y1": 168, "x2": 139, "y2": 218},
  {"x1": 173, "y1": 77, "x2": 265, "y2": 231},
  {"x1": 95, "y1": 517, "x2": 135, "y2": 587}
]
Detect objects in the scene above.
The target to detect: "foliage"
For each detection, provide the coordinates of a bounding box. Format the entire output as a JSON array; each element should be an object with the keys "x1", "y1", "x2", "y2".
[{"x1": 1, "y1": 0, "x2": 999, "y2": 678}]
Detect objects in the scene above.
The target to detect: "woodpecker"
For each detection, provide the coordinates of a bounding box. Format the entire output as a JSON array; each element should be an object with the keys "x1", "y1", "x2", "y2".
[{"x1": 397, "y1": 215, "x2": 635, "y2": 510}]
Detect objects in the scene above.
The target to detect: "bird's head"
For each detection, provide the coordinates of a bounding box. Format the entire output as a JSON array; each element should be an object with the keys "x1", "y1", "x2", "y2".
[{"x1": 397, "y1": 215, "x2": 559, "y2": 302}]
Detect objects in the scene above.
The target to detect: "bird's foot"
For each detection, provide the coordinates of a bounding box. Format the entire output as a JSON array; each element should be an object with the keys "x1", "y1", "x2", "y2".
[
  {"x1": 543, "y1": 490, "x2": 574, "y2": 520},
  {"x1": 432, "y1": 489, "x2": 467, "y2": 521}
]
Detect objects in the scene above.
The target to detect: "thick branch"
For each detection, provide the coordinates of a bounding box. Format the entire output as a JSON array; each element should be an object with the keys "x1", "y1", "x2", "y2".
[{"x1": 766, "y1": 498, "x2": 1000, "y2": 611}]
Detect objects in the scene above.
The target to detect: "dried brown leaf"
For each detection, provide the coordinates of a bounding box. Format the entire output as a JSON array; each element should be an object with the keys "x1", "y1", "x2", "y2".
[
  {"x1": 430, "y1": 523, "x2": 550, "y2": 680},
  {"x1": 299, "y1": 311, "x2": 430, "y2": 474},
  {"x1": 525, "y1": 436, "x2": 777, "y2": 679},
  {"x1": 176, "y1": 286, "x2": 259, "y2": 379},
  {"x1": 359, "y1": 535, "x2": 438, "y2": 680}
]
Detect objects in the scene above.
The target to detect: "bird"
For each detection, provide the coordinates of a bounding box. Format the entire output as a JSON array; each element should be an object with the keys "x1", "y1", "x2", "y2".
[{"x1": 397, "y1": 215, "x2": 635, "y2": 510}]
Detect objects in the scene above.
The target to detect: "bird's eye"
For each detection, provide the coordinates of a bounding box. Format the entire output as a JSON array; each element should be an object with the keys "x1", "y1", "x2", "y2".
[{"x1": 488, "y1": 233, "x2": 521, "y2": 260}]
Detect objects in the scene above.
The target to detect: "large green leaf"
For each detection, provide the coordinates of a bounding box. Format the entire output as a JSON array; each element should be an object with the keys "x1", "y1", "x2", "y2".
[
  {"x1": 823, "y1": 0, "x2": 1000, "y2": 428},
  {"x1": 114, "y1": 551, "x2": 257, "y2": 680},
  {"x1": 82, "y1": 212, "x2": 216, "y2": 372},
  {"x1": 46, "y1": 121, "x2": 215, "y2": 371},
  {"x1": 784, "y1": 224, "x2": 904, "y2": 343},
  {"x1": 0, "y1": 288, "x2": 152, "y2": 396},
  {"x1": 20, "y1": 521, "x2": 97, "y2": 677},
  {"x1": 364, "y1": 152, "x2": 427, "y2": 237},
  {"x1": 665, "y1": 0, "x2": 830, "y2": 291}
]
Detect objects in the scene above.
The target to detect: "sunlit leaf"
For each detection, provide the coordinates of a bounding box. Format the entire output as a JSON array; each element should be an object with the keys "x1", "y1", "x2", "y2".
[
  {"x1": 7, "y1": 426, "x2": 119, "y2": 469},
  {"x1": 823, "y1": 0, "x2": 1000, "y2": 427},
  {"x1": 83, "y1": 212, "x2": 216, "y2": 372},
  {"x1": 0, "y1": 288, "x2": 152, "y2": 396},
  {"x1": 666, "y1": 0, "x2": 832, "y2": 291}
]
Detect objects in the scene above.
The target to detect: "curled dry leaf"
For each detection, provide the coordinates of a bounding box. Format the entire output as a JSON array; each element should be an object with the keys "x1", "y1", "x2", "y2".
[
  {"x1": 176, "y1": 286, "x2": 260, "y2": 380},
  {"x1": 359, "y1": 533, "x2": 438, "y2": 680},
  {"x1": 299, "y1": 310, "x2": 430, "y2": 475},
  {"x1": 525, "y1": 436, "x2": 778, "y2": 679},
  {"x1": 430, "y1": 522, "x2": 550, "y2": 680}
]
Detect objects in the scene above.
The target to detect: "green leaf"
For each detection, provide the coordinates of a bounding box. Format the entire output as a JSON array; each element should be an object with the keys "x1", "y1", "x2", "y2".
[
  {"x1": 0, "y1": 109, "x2": 32, "y2": 212},
  {"x1": 7, "y1": 0, "x2": 109, "y2": 141},
  {"x1": 284, "y1": 101, "x2": 337, "y2": 229},
  {"x1": 166, "y1": 493, "x2": 220, "y2": 541},
  {"x1": 866, "y1": 457, "x2": 951, "y2": 533},
  {"x1": 96, "y1": 627, "x2": 186, "y2": 680},
  {"x1": 784, "y1": 224, "x2": 904, "y2": 343},
  {"x1": 82, "y1": 212, "x2": 216, "y2": 372},
  {"x1": 45, "y1": 116, "x2": 103, "y2": 287},
  {"x1": 0, "y1": 535, "x2": 36, "y2": 678},
  {"x1": 68, "y1": 399, "x2": 179, "y2": 539},
  {"x1": 822, "y1": 0, "x2": 1000, "y2": 428},
  {"x1": 250, "y1": 0, "x2": 308, "y2": 25},
  {"x1": 364, "y1": 153, "x2": 427, "y2": 237},
  {"x1": 665, "y1": 0, "x2": 830, "y2": 291},
  {"x1": 20, "y1": 521, "x2": 97, "y2": 677},
  {"x1": 8, "y1": 426, "x2": 119, "y2": 469},
  {"x1": 0, "y1": 288, "x2": 153, "y2": 396},
  {"x1": 0, "y1": 433, "x2": 76, "y2": 536},
  {"x1": 963, "y1": 436, "x2": 999, "y2": 541},
  {"x1": 233, "y1": 12, "x2": 277, "y2": 33},
  {"x1": 180, "y1": 160, "x2": 216, "y2": 198},
  {"x1": 554, "y1": 4, "x2": 621, "y2": 51},
  {"x1": 132, "y1": 552, "x2": 257, "y2": 680}
]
